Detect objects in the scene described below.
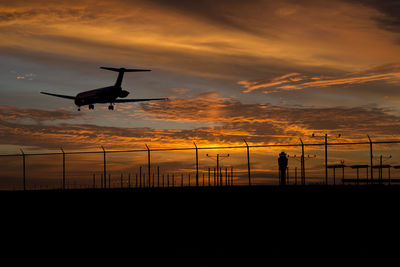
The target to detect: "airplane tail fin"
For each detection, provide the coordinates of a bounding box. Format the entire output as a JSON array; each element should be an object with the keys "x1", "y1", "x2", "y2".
[
  {"x1": 100, "y1": 67, "x2": 152, "y2": 72},
  {"x1": 100, "y1": 67, "x2": 151, "y2": 88}
]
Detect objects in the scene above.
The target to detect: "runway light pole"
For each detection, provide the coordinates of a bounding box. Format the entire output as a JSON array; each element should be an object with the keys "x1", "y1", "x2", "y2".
[
  {"x1": 194, "y1": 142, "x2": 199, "y2": 187},
  {"x1": 243, "y1": 139, "x2": 251, "y2": 186},
  {"x1": 311, "y1": 133, "x2": 341, "y2": 185},
  {"x1": 367, "y1": 135, "x2": 373, "y2": 182},
  {"x1": 20, "y1": 149, "x2": 26, "y2": 191},
  {"x1": 60, "y1": 147, "x2": 66, "y2": 190}
]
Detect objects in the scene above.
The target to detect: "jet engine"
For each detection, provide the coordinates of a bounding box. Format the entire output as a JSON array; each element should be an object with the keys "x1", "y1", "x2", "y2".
[{"x1": 119, "y1": 90, "x2": 130, "y2": 98}]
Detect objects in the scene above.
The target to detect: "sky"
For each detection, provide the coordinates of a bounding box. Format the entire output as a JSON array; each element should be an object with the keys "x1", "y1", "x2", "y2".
[{"x1": 1, "y1": 0, "x2": 400, "y2": 187}]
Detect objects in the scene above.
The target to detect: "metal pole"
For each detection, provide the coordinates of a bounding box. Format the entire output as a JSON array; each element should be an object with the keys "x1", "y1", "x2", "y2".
[
  {"x1": 128, "y1": 173, "x2": 131, "y2": 188},
  {"x1": 20, "y1": 149, "x2": 26, "y2": 191},
  {"x1": 194, "y1": 142, "x2": 199, "y2": 187},
  {"x1": 325, "y1": 134, "x2": 328, "y2": 185},
  {"x1": 158, "y1": 166, "x2": 160, "y2": 188},
  {"x1": 61, "y1": 147, "x2": 66, "y2": 190},
  {"x1": 216, "y1": 154, "x2": 219, "y2": 186},
  {"x1": 101, "y1": 146, "x2": 106, "y2": 189},
  {"x1": 380, "y1": 155, "x2": 383, "y2": 184},
  {"x1": 244, "y1": 139, "x2": 251, "y2": 186},
  {"x1": 300, "y1": 138, "x2": 305, "y2": 185},
  {"x1": 145, "y1": 144, "x2": 151, "y2": 188},
  {"x1": 368, "y1": 135, "x2": 374, "y2": 182},
  {"x1": 120, "y1": 173, "x2": 123, "y2": 188}
]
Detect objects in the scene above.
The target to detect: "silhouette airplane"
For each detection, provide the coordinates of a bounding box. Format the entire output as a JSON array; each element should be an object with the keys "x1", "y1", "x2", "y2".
[{"x1": 41, "y1": 67, "x2": 168, "y2": 111}]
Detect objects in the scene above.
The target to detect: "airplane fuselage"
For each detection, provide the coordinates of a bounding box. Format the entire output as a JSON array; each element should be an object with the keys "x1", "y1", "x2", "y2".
[{"x1": 74, "y1": 86, "x2": 123, "y2": 107}]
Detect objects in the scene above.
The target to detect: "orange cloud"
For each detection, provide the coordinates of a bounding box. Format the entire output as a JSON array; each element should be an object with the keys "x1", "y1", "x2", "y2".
[
  {"x1": 2, "y1": 0, "x2": 400, "y2": 81},
  {"x1": 238, "y1": 64, "x2": 400, "y2": 93}
]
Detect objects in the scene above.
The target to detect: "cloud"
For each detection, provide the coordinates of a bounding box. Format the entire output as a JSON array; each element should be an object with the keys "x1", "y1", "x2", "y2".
[
  {"x1": 0, "y1": 105, "x2": 82, "y2": 122},
  {"x1": 1, "y1": 95, "x2": 400, "y2": 155},
  {"x1": 238, "y1": 63, "x2": 400, "y2": 93},
  {"x1": 2, "y1": 0, "x2": 400, "y2": 83},
  {"x1": 348, "y1": 0, "x2": 400, "y2": 33}
]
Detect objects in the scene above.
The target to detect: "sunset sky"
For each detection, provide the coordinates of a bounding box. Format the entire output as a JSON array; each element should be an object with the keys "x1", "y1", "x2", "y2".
[{"x1": 2, "y1": 0, "x2": 400, "y2": 186}]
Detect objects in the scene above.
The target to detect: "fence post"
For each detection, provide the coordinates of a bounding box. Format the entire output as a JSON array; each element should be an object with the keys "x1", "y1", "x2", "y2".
[
  {"x1": 244, "y1": 139, "x2": 251, "y2": 186},
  {"x1": 60, "y1": 147, "x2": 66, "y2": 190},
  {"x1": 325, "y1": 134, "x2": 328, "y2": 185},
  {"x1": 101, "y1": 146, "x2": 107, "y2": 189},
  {"x1": 194, "y1": 142, "x2": 199, "y2": 187},
  {"x1": 367, "y1": 135, "x2": 374, "y2": 183},
  {"x1": 216, "y1": 154, "x2": 219, "y2": 186},
  {"x1": 20, "y1": 149, "x2": 26, "y2": 191},
  {"x1": 299, "y1": 138, "x2": 305, "y2": 185},
  {"x1": 145, "y1": 144, "x2": 151, "y2": 188}
]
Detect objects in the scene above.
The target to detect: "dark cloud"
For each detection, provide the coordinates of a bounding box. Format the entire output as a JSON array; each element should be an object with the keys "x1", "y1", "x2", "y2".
[
  {"x1": 350, "y1": 0, "x2": 400, "y2": 33},
  {"x1": 144, "y1": 0, "x2": 267, "y2": 33}
]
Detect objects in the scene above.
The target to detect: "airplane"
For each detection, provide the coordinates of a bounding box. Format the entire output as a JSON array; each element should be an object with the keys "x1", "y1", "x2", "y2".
[{"x1": 40, "y1": 67, "x2": 168, "y2": 111}]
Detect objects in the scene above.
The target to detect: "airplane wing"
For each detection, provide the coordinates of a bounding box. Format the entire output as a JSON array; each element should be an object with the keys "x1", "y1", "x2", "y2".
[
  {"x1": 113, "y1": 98, "x2": 168, "y2": 103},
  {"x1": 40, "y1": 92, "x2": 76, "y2": 100}
]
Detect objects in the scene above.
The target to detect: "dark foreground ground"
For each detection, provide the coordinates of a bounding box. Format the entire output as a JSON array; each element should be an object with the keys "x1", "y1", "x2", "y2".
[{"x1": 2, "y1": 185, "x2": 400, "y2": 265}]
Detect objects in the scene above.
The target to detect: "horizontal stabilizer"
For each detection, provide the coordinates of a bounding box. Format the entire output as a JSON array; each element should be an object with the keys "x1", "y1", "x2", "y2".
[
  {"x1": 100, "y1": 67, "x2": 151, "y2": 72},
  {"x1": 40, "y1": 92, "x2": 75, "y2": 100},
  {"x1": 114, "y1": 98, "x2": 168, "y2": 103}
]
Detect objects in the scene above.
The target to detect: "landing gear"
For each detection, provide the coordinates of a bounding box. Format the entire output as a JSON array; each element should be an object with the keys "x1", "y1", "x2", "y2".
[
  {"x1": 89, "y1": 104, "x2": 94, "y2": 110},
  {"x1": 108, "y1": 104, "x2": 114, "y2": 110},
  {"x1": 78, "y1": 107, "x2": 81, "y2": 111}
]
